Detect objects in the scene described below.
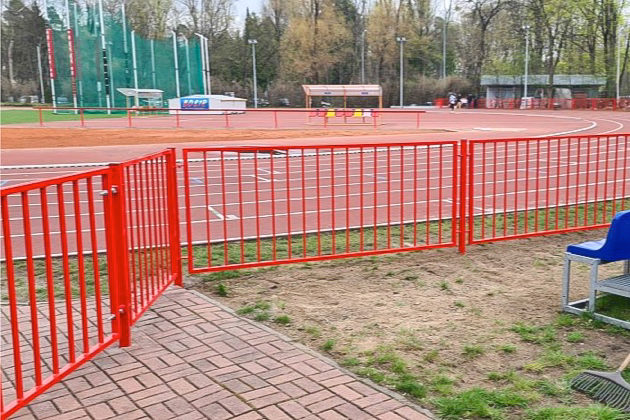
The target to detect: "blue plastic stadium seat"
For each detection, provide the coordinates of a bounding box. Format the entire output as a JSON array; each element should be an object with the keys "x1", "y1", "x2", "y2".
[{"x1": 566, "y1": 210, "x2": 630, "y2": 262}]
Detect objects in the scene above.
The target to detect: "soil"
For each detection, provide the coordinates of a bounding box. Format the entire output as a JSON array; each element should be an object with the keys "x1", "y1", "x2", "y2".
[
  {"x1": 188, "y1": 230, "x2": 630, "y2": 416},
  {"x1": 0, "y1": 128, "x2": 442, "y2": 149}
]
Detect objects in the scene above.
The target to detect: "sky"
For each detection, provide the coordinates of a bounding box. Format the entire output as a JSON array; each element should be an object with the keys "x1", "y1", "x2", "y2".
[{"x1": 233, "y1": 0, "x2": 263, "y2": 25}]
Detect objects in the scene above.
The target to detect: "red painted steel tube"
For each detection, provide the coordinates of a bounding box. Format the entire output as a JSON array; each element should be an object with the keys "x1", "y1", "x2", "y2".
[
  {"x1": 107, "y1": 164, "x2": 131, "y2": 346},
  {"x1": 301, "y1": 149, "x2": 307, "y2": 257},
  {"x1": 273, "y1": 110, "x2": 278, "y2": 129},
  {"x1": 612, "y1": 138, "x2": 619, "y2": 215},
  {"x1": 316, "y1": 150, "x2": 322, "y2": 255},
  {"x1": 1, "y1": 196, "x2": 23, "y2": 399},
  {"x1": 502, "y1": 142, "x2": 509, "y2": 236},
  {"x1": 386, "y1": 148, "x2": 391, "y2": 249},
  {"x1": 425, "y1": 147, "x2": 430, "y2": 245},
  {"x1": 399, "y1": 147, "x2": 404, "y2": 247},
  {"x1": 124, "y1": 167, "x2": 138, "y2": 315},
  {"x1": 413, "y1": 146, "x2": 418, "y2": 246},
  {"x1": 331, "y1": 150, "x2": 336, "y2": 254},
  {"x1": 224, "y1": 111, "x2": 230, "y2": 128},
  {"x1": 57, "y1": 184, "x2": 76, "y2": 363},
  {"x1": 286, "y1": 152, "x2": 293, "y2": 258},
  {"x1": 237, "y1": 153, "x2": 246, "y2": 263},
  {"x1": 127, "y1": 110, "x2": 132, "y2": 128},
  {"x1": 40, "y1": 188, "x2": 60, "y2": 372},
  {"x1": 458, "y1": 140, "x2": 468, "y2": 253},
  {"x1": 602, "y1": 138, "x2": 611, "y2": 223},
  {"x1": 175, "y1": 109, "x2": 180, "y2": 128},
  {"x1": 345, "y1": 148, "x2": 350, "y2": 253},
  {"x1": 480, "y1": 142, "x2": 486, "y2": 239},
  {"x1": 143, "y1": 162, "x2": 155, "y2": 296},
  {"x1": 534, "y1": 141, "x2": 540, "y2": 232},
  {"x1": 254, "y1": 152, "x2": 262, "y2": 261},
  {"x1": 72, "y1": 180, "x2": 90, "y2": 355},
  {"x1": 166, "y1": 150, "x2": 182, "y2": 283},
  {"x1": 623, "y1": 135, "x2": 628, "y2": 210},
  {"x1": 373, "y1": 147, "x2": 378, "y2": 249},
  {"x1": 524, "y1": 142, "x2": 530, "y2": 233},
  {"x1": 86, "y1": 179, "x2": 105, "y2": 343},
  {"x1": 202, "y1": 153, "x2": 212, "y2": 267},
  {"x1": 132, "y1": 165, "x2": 147, "y2": 308},
  {"x1": 270, "y1": 153, "x2": 277, "y2": 260},
  {"x1": 416, "y1": 112, "x2": 420, "y2": 129},
  {"x1": 564, "y1": 139, "x2": 572, "y2": 229},
  {"x1": 451, "y1": 143, "x2": 458, "y2": 244},
  {"x1": 80, "y1": 108, "x2": 85, "y2": 128},
  {"x1": 39, "y1": 107, "x2": 43, "y2": 127},
  {"x1": 220, "y1": 152, "x2": 230, "y2": 265},
  {"x1": 149, "y1": 158, "x2": 163, "y2": 291},
  {"x1": 493, "y1": 143, "x2": 498, "y2": 237},
  {"x1": 574, "y1": 137, "x2": 581, "y2": 227},
  {"x1": 359, "y1": 147, "x2": 365, "y2": 251},
  {"x1": 554, "y1": 139, "x2": 562, "y2": 230},
  {"x1": 513, "y1": 141, "x2": 519, "y2": 235},
  {"x1": 21, "y1": 191, "x2": 43, "y2": 386},
  {"x1": 594, "y1": 137, "x2": 601, "y2": 224},
  {"x1": 438, "y1": 145, "x2": 444, "y2": 242}
]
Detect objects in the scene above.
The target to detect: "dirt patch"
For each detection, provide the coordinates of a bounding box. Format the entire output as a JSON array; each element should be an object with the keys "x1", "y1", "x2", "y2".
[
  {"x1": 0, "y1": 128, "x2": 445, "y2": 149},
  {"x1": 189, "y1": 231, "x2": 630, "y2": 418}
]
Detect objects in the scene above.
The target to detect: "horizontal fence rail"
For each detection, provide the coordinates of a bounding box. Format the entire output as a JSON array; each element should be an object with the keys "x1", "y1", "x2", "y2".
[
  {"x1": 29, "y1": 107, "x2": 426, "y2": 130},
  {"x1": 466, "y1": 134, "x2": 630, "y2": 245},
  {"x1": 183, "y1": 142, "x2": 459, "y2": 273},
  {"x1": 434, "y1": 97, "x2": 626, "y2": 111},
  {"x1": 1, "y1": 169, "x2": 119, "y2": 418}
]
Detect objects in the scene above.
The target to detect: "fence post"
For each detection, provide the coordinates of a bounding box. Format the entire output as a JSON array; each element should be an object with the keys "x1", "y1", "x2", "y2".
[
  {"x1": 458, "y1": 140, "x2": 468, "y2": 254},
  {"x1": 79, "y1": 108, "x2": 85, "y2": 128},
  {"x1": 127, "y1": 109, "x2": 132, "y2": 128},
  {"x1": 39, "y1": 107, "x2": 43, "y2": 127},
  {"x1": 104, "y1": 164, "x2": 132, "y2": 347},
  {"x1": 175, "y1": 109, "x2": 180, "y2": 128},
  {"x1": 166, "y1": 148, "x2": 182, "y2": 286},
  {"x1": 273, "y1": 110, "x2": 278, "y2": 129}
]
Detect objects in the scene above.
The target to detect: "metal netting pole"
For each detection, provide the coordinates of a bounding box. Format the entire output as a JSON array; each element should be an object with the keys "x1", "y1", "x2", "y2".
[
  {"x1": 195, "y1": 33, "x2": 207, "y2": 94},
  {"x1": 36, "y1": 45, "x2": 45, "y2": 103},
  {"x1": 150, "y1": 39, "x2": 156, "y2": 89},
  {"x1": 131, "y1": 30, "x2": 139, "y2": 107},
  {"x1": 98, "y1": 0, "x2": 111, "y2": 113},
  {"x1": 184, "y1": 38, "x2": 192, "y2": 95},
  {"x1": 172, "y1": 31, "x2": 180, "y2": 97}
]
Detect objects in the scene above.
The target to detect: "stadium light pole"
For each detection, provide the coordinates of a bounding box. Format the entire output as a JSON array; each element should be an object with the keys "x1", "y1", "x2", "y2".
[
  {"x1": 617, "y1": 25, "x2": 623, "y2": 101},
  {"x1": 396, "y1": 36, "x2": 406, "y2": 108},
  {"x1": 36, "y1": 45, "x2": 45, "y2": 103},
  {"x1": 523, "y1": 25, "x2": 530, "y2": 101},
  {"x1": 248, "y1": 39, "x2": 258, "y2": 108},
  {"x1": 361, "y1": 29, "x2": 366, "y2": 84}
]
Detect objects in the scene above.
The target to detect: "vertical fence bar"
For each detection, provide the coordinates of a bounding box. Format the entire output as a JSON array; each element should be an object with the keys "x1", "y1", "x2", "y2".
[
  {"x1": 166, "y1": 150, "x2": 182, "y2": 285},
  {"x1": 458, "y1": 140, "x2": 467, "y2": 253},
  {"x1": 183, "y1": 151, "x2": 194, "y2": 276},
  {"x1": 220, "y1": 151, "x2": 229, "y2": 265},
  {"x1": 72, "y1": 181, "x2": 90, "y2": 354},
  {"x1": 86, "y1": 179, "x2": 105, "y2": 343},
  {"x1": 360, "y1": 147, "x2": 365, "y2": 251},
  {"x1": 331, "y1": 149, "x2": 336, "y2": 254},
  {"x1": 399, "y1": 146, "x2": 405, "y2": 247},
  {"x1": 301, "y1": 149, "x2": 307, "y2": 257},
  {"x1": 413, "y1": 146, "x2": 418, "y2": 246},
  {"x1": 373, "y1": 146, "x2": 378, "y2": 249},
  {"x1": 20, "y1": 192, "x2": 43, "y2": 386},
  {"x1": 254, "y1": 152, "x2": 262, "y2": 261},
  {"x1": 237, "y1": 152, "x2": 246, "y2": 263},
  {"x1": 57, "y1": 184, "x2": 76, "y2": 363},
  {"x1": 286, "y1": 151, "x2": 293, "y2": 258},
  {"x1": 270, "y1": 152, "x2": 277, "y2": 260},
  {"x1": 316, "y1": 150, "x2": 322, "y2": 255}
]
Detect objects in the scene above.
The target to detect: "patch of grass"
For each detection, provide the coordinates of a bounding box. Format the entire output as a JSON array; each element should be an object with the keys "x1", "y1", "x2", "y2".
[
  {"x1": 254, "y1": 300, "x2": 271, "y2": 311},
  {"x1": 510, "y1": 323, "x2": 557, "y2": 344},
  {"x1": 497, "y1": 344, "x2": 517, "y2": 354},
  {"x1": 454, "y1": 301, "x2": 465, "y2": 308},
  {"x1": 455, "y1": 277, "x2": 464, "y2": 284},
  {"x1": 355, "y1": 367, "x2": 386, "y2": 384},
  {"x1": 463, "y1": 345, "x2": 485, "y2": 358},
  {"x1": 403, "y1": 275, "x2": 419, "y2": 281},
  {"x1": 321, "y1": 339, "x2": 335, "y2": 352},
  {"x1": 304, "y1": 325, "x2": 321, "y2": 337},
  {"x1": 440, "y1": 281, "x2": 450, "y2": 291},
  {"x1": 575, "y1": 352, "x2": 608, "y2": 371},
  {"x1": 429, "y1": 374, "x2": 456, "y2": 396},
  {"x1": 0, "y1": 109, "x2": 124, "y2": 125},
  {"x1": 554, "y1": 314, "x2": 578, "y2": 328},
  {"x1": 393, "y1": 374, "x2": 426, "y2": 398},
  {"x1": 254, "y1": 311, "x2": 270, "y2": 322},
  {"x1": 341, "y1": 357, "x2": 361, "y2": 367},
  {"x1": 215, "y1": 283, "x2": 228, "y2": 297},
  {"x1": 397, "y1": 328, "x2": 423, "y2": 350},
  {"x1": 434, "y1": 388, "x2": 530, "y2": 419},
  {"x1": 273, "y1": 314, "x2": 291, "y2": 325},
  {"x1": 524, "y1": 404, "x2": 625, "y2": 420},
  {"x1": 236, "y1": 305, "x2": 255, "y2": 315},
  {"x1": 566, "y1": 332, "x2": 584, "y2": 343},
  {"x1": 424, "y1": 349, "x2": 439, "y2": 363},
  {"x1": 202, "y1": 270, "x2": 243, "y2": 282}
]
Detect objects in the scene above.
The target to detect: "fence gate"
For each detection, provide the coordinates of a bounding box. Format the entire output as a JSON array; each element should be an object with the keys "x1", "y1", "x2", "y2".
[
  {"x1": 182, "y1": 142, "x2": 460, "y2": 273},
  {"x1": 0, "y1": 149, "x2": 181, "y2": 418}
]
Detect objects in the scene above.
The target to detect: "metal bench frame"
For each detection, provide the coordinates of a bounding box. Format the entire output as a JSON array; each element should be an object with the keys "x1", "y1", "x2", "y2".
[{"x1": 562, "y1": 252, "x2": 630, "y2": 330}]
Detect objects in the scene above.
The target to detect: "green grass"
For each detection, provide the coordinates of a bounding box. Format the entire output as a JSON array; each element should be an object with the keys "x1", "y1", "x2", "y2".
[
  {"x1": 434, "y1": 388, "x2": 530, "y2": 419},
  {"x1": 0, "y1": 108, "x2": 126, "y2": 125},
  {"x1": 524, "y1": 404, "x2": 626, "y2": 420},
  {"x1": 321, "y1": 339, "x2": 335, "y2": 352}
]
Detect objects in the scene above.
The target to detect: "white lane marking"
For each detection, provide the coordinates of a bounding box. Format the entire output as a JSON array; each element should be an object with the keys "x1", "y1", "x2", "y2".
[
  {"x1": 596, "y1": 118, "x2": 625, "y2": 134},
  {"x1": 207, "y1": 205, "x2": 238, "y2": 220}
]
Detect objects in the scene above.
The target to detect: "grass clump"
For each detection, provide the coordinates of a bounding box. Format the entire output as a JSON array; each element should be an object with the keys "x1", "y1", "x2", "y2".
[
  {"x1": 236, "y1": 305, "x2": 255, "y2": 315},
  {"x1": 435, "y1": 388, "x2": 529, "y2": 419},
  {"x1": 566, "y1": 332, "x2": 584, "y2": 343},
  {"x1": 497, "y1": 344, "x2": 517, "y2": 354},
  {"x1": 524, "y1": 404, "x2": 625, "y2": 420},
  {"x1": 321, "y1": 339, "x2": 335, "y2": 352},
  {"x1": 510, "y1": 323, "x2": 557, "y2": 344},
  {"x1": 463, "y1": 345, "x2": 485, "y2": 358},
  {"x1": 215, "y1": 283, "x2": 228, "y2": 297},
  {"x1": 273, "y1": 314, "x2": 291, "y2": 325},
  {"x1": 254, "y1": 312, "x2": 270, "y2": 321}
]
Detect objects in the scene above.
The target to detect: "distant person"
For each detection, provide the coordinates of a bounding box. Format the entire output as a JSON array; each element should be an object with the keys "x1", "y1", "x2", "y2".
[
  {"x1": 461, "y1": 96, "x2": 468, "y2": 108},
  {"x1": 467, "y1": 94, "x2": 474, "y2": 108},
  {"x1": 456, "y1": 94, "x2": 463, "y2": 109},
  {"x1": 448, "y1": 92, "x2": 457, "y2": 112}
]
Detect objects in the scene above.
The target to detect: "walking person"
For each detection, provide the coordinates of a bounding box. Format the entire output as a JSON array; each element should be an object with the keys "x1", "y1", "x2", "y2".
[{"x1": 448, "y1": 92, "x2": 457, "y2": 112}]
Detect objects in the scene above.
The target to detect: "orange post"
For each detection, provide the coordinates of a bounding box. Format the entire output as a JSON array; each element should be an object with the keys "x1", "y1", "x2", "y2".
[
  {"x1": 166, "y1": 148, "x2": 182, "y2": 286},
  {"x1": 79, "y1": 108, "x2": 85, "y2": 128},
  {"x1": 458, "y1": 140, "x2": 468, "y2": 254},
  {"x1": 38, "y1": 107, "x2": 43, "y2": 127},
  {"x1": 127, "y1": 110, "x2": 132, "y2": 128}
]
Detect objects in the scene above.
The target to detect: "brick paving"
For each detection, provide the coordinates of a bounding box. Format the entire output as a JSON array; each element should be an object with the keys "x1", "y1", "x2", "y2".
[{"x1": 10, "y1": 287, "x2": 432, "y2": 419}]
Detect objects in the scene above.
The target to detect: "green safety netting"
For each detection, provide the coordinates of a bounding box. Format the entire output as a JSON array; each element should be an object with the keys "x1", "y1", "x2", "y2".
[{"x1": 46, "y1": 0, "x2": 204, "y2": 111}]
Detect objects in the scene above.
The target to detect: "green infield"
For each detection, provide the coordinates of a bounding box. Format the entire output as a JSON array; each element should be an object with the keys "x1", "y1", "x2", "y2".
[{"x1": 0, "y1": 109, "x2": 125, "y2": 125}]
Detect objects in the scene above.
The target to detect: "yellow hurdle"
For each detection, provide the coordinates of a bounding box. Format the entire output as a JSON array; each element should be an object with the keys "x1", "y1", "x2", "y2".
[
  {"x1": 353, "y1": 108, "x2": 363, "y2": 117},
  {"x1": 326, "y1": 109, "x2": 336, "y2": 118}
]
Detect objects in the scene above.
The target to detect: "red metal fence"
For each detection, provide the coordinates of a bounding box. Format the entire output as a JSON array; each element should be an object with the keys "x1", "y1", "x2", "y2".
[
  {"x1": 435, "y1": 97, "x2": 626, "y2": 111},
  {"x1": 463, "y1": 135, "x2": 630, "y2": 248},
  {"x1": 182, "y1": 142, "x2": 459, "y2": 273},
  {"x1": 33, "y1": 107, "x2": 425, "y2": 130},
  {"x1": 0, "y1": 149, "x2": 180, "y2": 418},
  {"x1": 1, "y1": 135, "x2": 629, "y2": 416}
]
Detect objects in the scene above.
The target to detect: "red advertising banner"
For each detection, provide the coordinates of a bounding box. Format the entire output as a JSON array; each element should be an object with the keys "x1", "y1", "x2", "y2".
[
  {"x1": 46, "y1": 28, "x2": 56, "y2": 79},
  {"x1": 67, "y1": 28, "x2": 78, "y2": 98}
]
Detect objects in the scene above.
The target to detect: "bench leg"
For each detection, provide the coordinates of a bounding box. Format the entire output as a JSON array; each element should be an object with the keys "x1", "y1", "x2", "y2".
[
  {"x1": 562, "y1": 255, "x2": 571, "y2": 308},
  {"x1": 588, "y1": 262, "x2": 599, "y2": 312}
]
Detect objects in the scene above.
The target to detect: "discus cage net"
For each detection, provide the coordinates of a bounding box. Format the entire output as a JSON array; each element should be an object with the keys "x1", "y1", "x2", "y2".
[{"x1": 45, "y1": 0, "x2": 205, "y2": 112}]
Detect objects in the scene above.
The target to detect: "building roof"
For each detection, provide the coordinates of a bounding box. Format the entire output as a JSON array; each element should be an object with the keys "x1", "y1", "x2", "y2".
[
  {"x1": 117, "y1": 88, "x2": 164, "y2": 98},
  {"x1": 302, "y1": 85, "x2": 382, "y2": 97},
  {"x1": 481, "y1": 75, "x2": 606, "y2": 86}
]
